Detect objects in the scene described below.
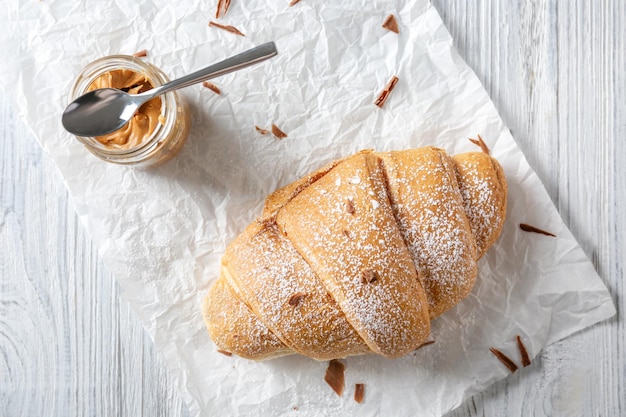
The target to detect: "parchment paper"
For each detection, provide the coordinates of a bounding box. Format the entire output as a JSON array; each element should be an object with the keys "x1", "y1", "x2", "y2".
[{"x1": 0, "y1": 1, "x2": 615, "y2": 416}]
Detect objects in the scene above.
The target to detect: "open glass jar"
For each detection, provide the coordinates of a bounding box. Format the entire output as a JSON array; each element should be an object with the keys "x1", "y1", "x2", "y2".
[{"x1": 68, "y1": 55, "x2": 191, "y2": 167}]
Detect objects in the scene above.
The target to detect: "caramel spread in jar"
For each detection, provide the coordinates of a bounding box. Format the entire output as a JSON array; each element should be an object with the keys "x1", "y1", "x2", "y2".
[
  {"x1": 87, "y1": 69, "x2": 162, "y2": 149},
  {"x1": 70, "y1": 55, "x2": 190, "y2": 166}
]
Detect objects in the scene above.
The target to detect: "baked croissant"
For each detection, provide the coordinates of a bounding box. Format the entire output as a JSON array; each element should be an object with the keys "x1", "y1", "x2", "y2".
[{"x1": 203, "y1": 147, "x2": 507, "y2": 360}]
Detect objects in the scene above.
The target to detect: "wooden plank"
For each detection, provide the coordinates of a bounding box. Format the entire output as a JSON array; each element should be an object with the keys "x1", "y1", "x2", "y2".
[
  {"x1": 0, "y1": 94, "x2": 189, "y2": 417},
  {"x1": 435, "y1": 0, "x2": 625, "y2": 416}
]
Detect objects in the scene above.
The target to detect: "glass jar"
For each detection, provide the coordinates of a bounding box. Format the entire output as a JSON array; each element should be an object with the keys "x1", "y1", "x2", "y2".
[{"x1": 68, "y1": 55, "x2": 191, "y2": 167}]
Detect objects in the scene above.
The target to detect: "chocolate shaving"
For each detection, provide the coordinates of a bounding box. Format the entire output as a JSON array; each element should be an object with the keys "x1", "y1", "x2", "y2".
[
  {"x1": 216, "y1": 0, "x2": 231, "y2": 18},
  {"x1": 344, "y1": 198, "x2": 355, "y2": 215},
  {"x1": 469, "y1": 134, "x2": 490, "y2": 155},
  {"x1": 489, "y1": 347, "x2": 518, "y2": 373},
  {"x1": 516, "y1": 335, "x2": 531, "y2": 367},
  {"x1": 209, "y1": 21, "x2": 245, "y2": 36},
  {"x1": 202, "y1": 81, "x2": 221, "y2": 95},
  {"x1": 415, "y1": 340, "x2": 435, "y2": 350},
  {"x1": 288, "y1": 292, "x2": 307, "y2": 307},
  {"x1": 271, "y1": 124, "x2": 288, "y2": 139},
  {"x1": 132, "y1": 49, "x2": 148, "y2": 58},
  {"x1": 217, "y1": 349, "x2": 232, "y2": 357},
  {"x1": 354, "y1": 383, "x2": 365, "y2": 404},
  {"x1": 382, "y1": 14, "x2": 399, "y2": 33},
  {"x1": 374, "y1": 75, "x2": 399, "y2": 108},
  {"x1": 289, "y1": 0, "x2": 301, "y2": 5},
  {"x1": 255, "y1": 125, "x2": 270, "y2": 135},
  {"x1": 360, "y1": 269, "x2": 378, "y2": 284},
  {"x1": 324, "y1": 360, "x2": 345, "y2": 396},
  {"x1": 519, "y1": 223, "x2": 556, "y2": 237}
]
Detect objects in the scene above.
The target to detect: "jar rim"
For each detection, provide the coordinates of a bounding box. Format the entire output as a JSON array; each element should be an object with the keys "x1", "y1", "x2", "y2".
[{"x1": 68, "y1": 55, "x2": 177, "y2": 158}]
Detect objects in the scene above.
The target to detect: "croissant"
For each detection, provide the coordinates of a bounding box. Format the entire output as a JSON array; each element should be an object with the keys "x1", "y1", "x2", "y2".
[{"x1": 203, "y1": 146, "x2": 507, "y2": 360}]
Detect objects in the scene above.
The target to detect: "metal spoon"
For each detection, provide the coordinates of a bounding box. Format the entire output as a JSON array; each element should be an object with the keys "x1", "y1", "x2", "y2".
[{"x1": 62, "y1": 41, "x2": 278, "y2": 137}]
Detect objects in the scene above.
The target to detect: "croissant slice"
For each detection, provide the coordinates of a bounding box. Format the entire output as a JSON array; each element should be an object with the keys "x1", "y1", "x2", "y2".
[
  {"x1": 203, "y1": 146, "x2": 508, "y2": 360},
  {"x1": 379, "y1": 148, "x2": 478, "y2": 318},
  {"x1": 276, "y1": 152, "x2": 431, "y2": 357},
  {"x1": 203, "y1": 278, "x2": 289, "y2": 360},
  {"x1": 452, "y1": 153, "x2": 507, "y2": 258},
  {"x1": 220, "y1": 221, "x2": 370, "y2": 360}
]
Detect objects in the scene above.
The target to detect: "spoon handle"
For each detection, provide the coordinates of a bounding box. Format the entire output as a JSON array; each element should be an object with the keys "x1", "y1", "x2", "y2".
[{"x1": 145, "y1": 42, "x2": 278, "y2": 98}]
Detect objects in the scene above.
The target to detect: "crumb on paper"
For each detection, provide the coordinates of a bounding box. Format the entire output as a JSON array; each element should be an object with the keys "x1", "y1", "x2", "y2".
[
  {"x1": 468, "y1": 134, "x2": 490, "y2": 154},
  {"x1": 271, "y1": 124, "x2": 288, "y2": 139},
  {"x1": 255, "y1": 125, "x2": 270, "y2": 135},
  {"x1": 516, "y1": 335, "x2": 531, "y2": 367},
  {"x1": 489, "y1": 347, "x2": 518, "y2": 373},
  {"x1": 382, "y1": 14, "x2": 399, "y2": 33},
  {"x1": 324, "y1": 359, "x2": 345, "y2": 396},
  {"x1": 354, "y1": 383, "x2": 365, "y2": 403},
  {"x1": 289, "y1": 0, "x2": 301, "y2": 5},
  {"x1": 519, "y1": 223, "x2": 556, "y2": 237},
  {"x1": 132, "y1": 49, "x2": 147, "y2": 58},
  {"x1": 374, "y1": 75, "x2": 399, "y2": 108},
  {"x1": 216, "y1": 0, "x2": 231, "y2": 18},
  {"x1": 217, "y1": 349, "x2": 232, "y2": 357},
  {"x1": 209, "y1": 21, "x2": 245, "y2": 36},
  {"x1": 202, "y1": 81, "x2": 221, "y2": 95}
]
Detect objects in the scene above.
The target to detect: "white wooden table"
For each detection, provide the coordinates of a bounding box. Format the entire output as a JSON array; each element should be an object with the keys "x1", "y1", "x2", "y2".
[{"x1": 1, "y1": 1, "x2": 623, "y2": 416}]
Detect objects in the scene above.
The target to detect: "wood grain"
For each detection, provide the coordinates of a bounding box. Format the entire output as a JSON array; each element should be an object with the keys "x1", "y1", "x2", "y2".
[
  {"x1": 0, "y1": 96, "x2": 189, "y2": 416},
  {"x1": 433, "y1": 1, "x2": 625, "y2": 416},
  {"x1": 0, "y1": 1, "x2": 624, "y2": 416}
]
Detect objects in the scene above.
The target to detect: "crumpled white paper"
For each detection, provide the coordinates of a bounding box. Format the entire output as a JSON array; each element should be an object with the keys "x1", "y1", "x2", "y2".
[{"x1": 0, "y1": 0, "x2": 616, "y2": 416}]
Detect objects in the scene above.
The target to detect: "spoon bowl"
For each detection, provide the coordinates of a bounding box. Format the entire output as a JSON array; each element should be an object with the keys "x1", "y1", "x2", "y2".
[
  {"x1": 63, "y1": 41, "x2": 278, "y2": 137},
  {"x1": 63, "y1": 88, "x2": 145, "y2": 137}
]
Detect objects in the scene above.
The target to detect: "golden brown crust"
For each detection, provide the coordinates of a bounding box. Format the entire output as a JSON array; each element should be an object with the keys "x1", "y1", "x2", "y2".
[
  {"x1": 262, "y1": 158, "x2": 345, "y2": 218},
  {"x1": 452, "y1": 153, "x2": 507, "y2": 258},
  {"x1": 276, "y1": 153, "x2": 431, "y2": 357},
  {"x1": 202, "y1": 279, "x2": 290, "y2": 360},
  {"x1": 379, "y1": 147, "x2": 478, "y2": 318},
  {"x1": 204, "y1": 147, "x2": 507, "y2": 360},
  {"x1": 221, "y1": 221, "x2": 370, "y2": 360}
]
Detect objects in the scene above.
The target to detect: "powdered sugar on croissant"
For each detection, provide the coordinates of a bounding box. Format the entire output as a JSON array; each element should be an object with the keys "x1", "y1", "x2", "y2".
[{"x1": 203, "y1": 146, "x2": 507, "y2": 360}]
